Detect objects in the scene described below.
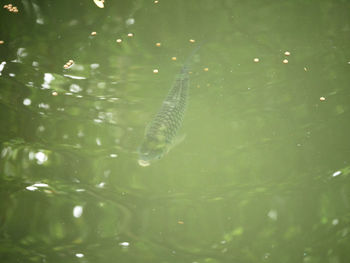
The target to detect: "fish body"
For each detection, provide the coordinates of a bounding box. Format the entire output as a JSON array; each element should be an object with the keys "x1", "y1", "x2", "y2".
[{"x1": 138, "y1": 65, "x2": 190, "y2": 166}]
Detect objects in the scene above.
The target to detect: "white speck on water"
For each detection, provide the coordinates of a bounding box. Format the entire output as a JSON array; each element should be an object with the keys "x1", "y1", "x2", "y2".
[
  {"x1": 37, "y1": 125, "x2": 45, "y2": 132},
  {"x1": 76, "y1": 189, "x2": 86, "y2": 192},
  {"x1": 119, "y1": 242, "x2": 130, "y2": 247},
  {"x1": 36, "y1": 18, "x2": 44, "y2": 24},
  {"x1": 0, "y1": 61, "x2": 6, "y2": 75},
  {"x1": 110, "y1": 154, "x2": 118, "y2": 158},
  {"x1": 35, "y1": 151, "x2": 48, "y2": 164},
  {"x1": 73, "y1": 205, "x2": 83, "y2": 218},
  {"x1": 33, "y1": 183, "x2": 49, "y2": 187},
  {"x1": 44, "y1": 73, "x2": 54, "y2": 83},
  {"x1": 69, "y1": 84, "x2": 82, "y2": 93},
  {"x1": 332, "y1": 171, "x2": 341, "y2": 177},
  {"x1": 332, "y1": 219, "x2": 339, "y2": 225},
  {"x1": 65, "y1": 92, "x2": 73, "y2": 96},
  {"x1": 64, "y1": 74, "x2": 86, "y2": 80},
  {"x1": 97, "y1": 182, "x2": 105, "y2": 188},
  {"x1": 97, "y1": 82, "x2": 106, "y2": 89},
  {"x1": 38, "y1": 103, "x2": 50, "y2": 109},
  {"x1": 94, "y1": 119, "x2": 103, "y2": 123},
  {"x1": 9, "y1": 73, "x2": 15, "y2": 77},
  {"x1": 96, "y1": 138, "x2": 101, "y2": 146},
  {"x1": 32, "y1": 61, "x2": 39, "y2": 67},
  {"x1": 75, "y1": 253, "x2": 84, "y2": 258},
  {"x1": 42, "y1": 73, "x2": 55, "y2": 89},
  {"x1": 267, "y1": 210, "x2": 278, "y2": 220},
  {"x1": 26, "y1": 186, "x2": 38, "y2": 191},
  {"x1": 23, "y1": 98, "x2": 31, "y2": 106},
  {"x1": 90, "y1": 63, "x2": 100, "y2": 69},
  {"x1": 126, "y1": 18, "x2": 135, "y2": 26},
  {"x1": 17, "y1": 48, "x2": 28, "y2": 58},
  {"x1": 103, "y1": 170, "x2": 111, "y2": 177}
]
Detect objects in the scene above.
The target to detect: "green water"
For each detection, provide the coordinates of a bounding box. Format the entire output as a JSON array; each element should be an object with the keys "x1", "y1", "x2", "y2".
[{"x1": 1, "y1": 0, "x2": 350, "y2": 262}]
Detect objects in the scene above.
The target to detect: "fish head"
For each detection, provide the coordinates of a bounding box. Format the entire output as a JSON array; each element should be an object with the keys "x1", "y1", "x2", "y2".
[{"x1": 138, "y1": 136, "x2": 168, "y2": 166}]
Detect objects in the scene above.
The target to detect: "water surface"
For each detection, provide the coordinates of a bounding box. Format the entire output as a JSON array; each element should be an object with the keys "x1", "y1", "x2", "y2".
[{"x1": 1, "y1": 0, "x2": 350, "y2": 262}]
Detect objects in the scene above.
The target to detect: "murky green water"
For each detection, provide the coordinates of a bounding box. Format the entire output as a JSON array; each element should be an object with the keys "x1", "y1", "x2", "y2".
[{"x1": 1, "y1": 0, "x2": 350, "y2": 262}]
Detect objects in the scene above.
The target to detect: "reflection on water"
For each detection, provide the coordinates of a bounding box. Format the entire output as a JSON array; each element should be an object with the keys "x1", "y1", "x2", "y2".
[{"x1": 1, "y1": 0, "x2": 350, "y2": 262}]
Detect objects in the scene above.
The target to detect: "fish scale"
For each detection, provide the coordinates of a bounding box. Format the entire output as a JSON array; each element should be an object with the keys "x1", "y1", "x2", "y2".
[
  {"x1": 138, "y1": 51, "x2": 198, "y2": 166},
  {"x1": 148, "y1": 71, "x2": 189, "y2": 143}
]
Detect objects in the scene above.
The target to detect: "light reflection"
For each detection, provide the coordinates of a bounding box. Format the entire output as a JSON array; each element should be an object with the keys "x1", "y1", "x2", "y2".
[
  {"x1": 37, "y1": 125, "x2": 45, "y2": 132},
  {"x1": 26, "y1": 82, "x2": 34, "y2": 87},
  {"x1": 69, "y1": 84, "x2": 82, "y2": 93},
  {"x1": 75, "y1": 253, "x2": 84, "y2": 258},
  {"x1": 63, "y1": 74, "x2": 86, "y2": 80},
  {"x1": 97, "y1": 182, "x2": 105, "y2": 188},
  {"x1": 15, "y1": 48, "x2": 28, "y2": 62},
  {"x1": 96, "y1": 138, "x2": 101, "y2": 146},
  {"x1": 1, "y1": 147, "x2": 10, "y2": 158},
  {"x1": 32, "y1": 2, "x2": 44, "y2": 24},
  {"x1": 332, "y1": 171, "x2": 341, "y2": 177},
  {"x1": 35, "y1": 151, "x2": 48, "y2": 164},
  {"x1": 26, "y1": 182, "x2": 49, "y2": 191},
  {"x1": 126, "y1": 18, "x2": 135, "y2": 26},
  {"x1": 90, "y1": 63, "x2": 99, "y2": 69},
  {"x1": 38, "y1": 103, "x2": 50, "y2": 109},
  {"x1": 73, "y1": 206, "x2": 83, "y2": 218},
  {"x1": 119, "y1": 242, "x2": 130, "y2": 247},
  {"x1": 97, "y1": 82, "x2": 106, "y2": 89},
  {"x1": 42, "y1": 73, "x2": 55, "y2": 89},
  {"x1": 94, "y1": 119, "x2": 103, "y2": 123},
  {"x1": 332, "y1": 219, "x2": 339, "y2": 225},
  {"x1": 33, "y1": 183, "x2": 49, "y2": 187},
  {"x1": 26, "y1": 186, "x2": 37, "y2": 191},
  {"x1": 267, "y1": 210, "x2": 278, "y2": 220},
  {"x1": 0, "y1": 61, "x2": 6, "y2": 75},
  {"x1": 23, "y1": 98, "x2": 31, "y2": 106}
]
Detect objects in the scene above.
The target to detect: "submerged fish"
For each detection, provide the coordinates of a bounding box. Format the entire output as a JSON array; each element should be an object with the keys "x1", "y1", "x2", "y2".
[{"x1": 138, "y1": 46, "x2": 201, "y2": 166}]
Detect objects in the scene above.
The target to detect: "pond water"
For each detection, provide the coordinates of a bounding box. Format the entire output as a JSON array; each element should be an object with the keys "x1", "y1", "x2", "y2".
[{"x1": 1, "y1": 0, "x2": 350, "y2": 262}]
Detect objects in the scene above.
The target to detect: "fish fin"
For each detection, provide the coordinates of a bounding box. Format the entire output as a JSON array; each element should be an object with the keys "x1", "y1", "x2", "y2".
[{"x1": 167, "y1": 133, "x2": 186, "y2": 153}]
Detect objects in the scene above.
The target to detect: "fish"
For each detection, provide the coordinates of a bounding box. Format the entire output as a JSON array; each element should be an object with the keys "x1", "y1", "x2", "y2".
[{"x1": 138, "y1": 45, "x2": 201, "y2": 166}]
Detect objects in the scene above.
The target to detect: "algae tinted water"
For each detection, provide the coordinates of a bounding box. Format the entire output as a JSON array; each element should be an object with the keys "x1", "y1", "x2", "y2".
[{"x1": 1, "y1": 1, "x2": 350, "y2": 263}]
